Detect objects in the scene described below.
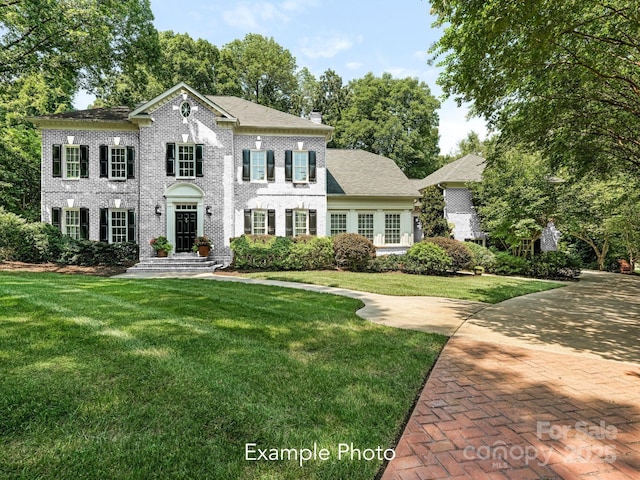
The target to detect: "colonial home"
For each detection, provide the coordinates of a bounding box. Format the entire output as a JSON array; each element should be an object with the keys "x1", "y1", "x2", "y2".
[{"x1": 31, "y1": 82, "x2": 422, "y2": 267}]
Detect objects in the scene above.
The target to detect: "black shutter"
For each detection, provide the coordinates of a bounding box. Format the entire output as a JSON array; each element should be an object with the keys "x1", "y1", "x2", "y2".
[
  {"x1": 99, "y1": 208, "x2": 109, "y2": 243},
  {"x1": 80, "y1": 208, "x2": 89, "y2": 239},
  {"x1": 80, "y1": 145, "x2": 89, "y2": 178},
  {"x1": 126, "y1": 147, "x2": 135, "y2": 179},
  {"x1": 309, "y1": 151, "x2": 317, "y2": 182},
  {"x1": 52, "y1": 207, "x2": 62, "y2": 231},
  {"x1": 166, "y1": 143, "x2": 176, "y2": 176},
  {"x1": 53, "y1": 145, "x2": 62, "y2": 177},
  {"x1": 242, "y1": 149, "x2": 250, "y2": 181},
  {"x1": 285, "y1": 209, "x2": 293, "y2": 237},
  {"x1": 244, "y1": 209, "x2": 252, "y2": 234},
  {"x1": 127, "y1": 210, "x2": 136, "y2": 243},
  {"x1": 309, "y1": 209, "x2": 317, "y2": 235},
  {"x1": 268, "y1": 210, "x2": 276, "y2": 236},
  {"x1": 196, "y1": 144, "x2": 204, "y2": 177},
  {"x1": 99, "y1": 145, "x2": 108, "y2": 178},
  {"x1": 267, "y1": 150, "x2": 275, "y2": 182},
  {"x1": 284, "y1": 150, "x2": 292, "y2": 182}
]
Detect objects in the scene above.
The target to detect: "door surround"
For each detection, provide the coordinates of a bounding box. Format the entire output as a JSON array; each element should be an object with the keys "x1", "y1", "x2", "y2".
[{"x1": 164, "y1": 183, "x2": 204, "y2": 254}]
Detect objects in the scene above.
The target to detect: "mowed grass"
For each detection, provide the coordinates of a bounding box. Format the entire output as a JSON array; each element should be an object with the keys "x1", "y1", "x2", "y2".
[
  {"x1": 0, "y1": 272, "x2": 446, "y2": 480},
  {"x1": 242, "y1": 270, "x2": 565, "y2": 303}
]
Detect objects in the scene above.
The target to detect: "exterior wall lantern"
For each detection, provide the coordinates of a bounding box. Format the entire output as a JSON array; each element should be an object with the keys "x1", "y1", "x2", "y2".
[
  {"x1": 155, "y1": 204, "x2": 162, "y2": 216},
  {"x1": 206, "y1": 206, "x2": 212, "y2": 216}
]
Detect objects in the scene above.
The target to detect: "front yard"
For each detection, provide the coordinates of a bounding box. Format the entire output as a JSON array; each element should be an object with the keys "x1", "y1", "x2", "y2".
[{"x1": 0, "y1": 272, "x2": 446, "y2": 479}]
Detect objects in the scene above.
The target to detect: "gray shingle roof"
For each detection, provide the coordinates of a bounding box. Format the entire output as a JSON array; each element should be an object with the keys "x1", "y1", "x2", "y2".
[
  {"x1": 415, "y1": 153, "x2": 486, "y2": 189},
  {"x1": 34, "y1": 106, "x2": 132, "y2": 122},
  {"x1": 327, "y1": 149, "x2": 420, "y2": 197}
]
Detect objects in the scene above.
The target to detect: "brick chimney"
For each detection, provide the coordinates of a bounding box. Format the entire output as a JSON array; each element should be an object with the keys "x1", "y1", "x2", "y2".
[{"x1": 309, "y1": 110, "x2": 322, "y2": 124}]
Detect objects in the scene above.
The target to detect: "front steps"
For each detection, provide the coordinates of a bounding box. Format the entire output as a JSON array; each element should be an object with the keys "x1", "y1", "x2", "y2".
[{"x1": 126, "y1": 253, "x2": 223, "y2": 273}]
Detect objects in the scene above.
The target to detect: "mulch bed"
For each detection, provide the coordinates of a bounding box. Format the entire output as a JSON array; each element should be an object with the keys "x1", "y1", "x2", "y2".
[{"x1": 0, "y1": 261, "x2": 127, "y2": 277}]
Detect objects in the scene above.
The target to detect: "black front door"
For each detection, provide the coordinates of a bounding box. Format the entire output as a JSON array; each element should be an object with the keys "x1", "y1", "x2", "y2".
[{"x1": 175, "y1": 211, "x2": 197, "y2": 252}]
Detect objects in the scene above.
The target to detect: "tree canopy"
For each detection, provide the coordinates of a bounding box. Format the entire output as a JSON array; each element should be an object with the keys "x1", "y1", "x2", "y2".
[{"x1": 430, "y1": 0, "x2": 640, "y2": 173}]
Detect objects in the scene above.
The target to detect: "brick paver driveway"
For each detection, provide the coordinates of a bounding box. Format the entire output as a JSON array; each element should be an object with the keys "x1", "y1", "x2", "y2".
[{"x1": 382, "y1": 272, "x2": 640, "y2": 480}]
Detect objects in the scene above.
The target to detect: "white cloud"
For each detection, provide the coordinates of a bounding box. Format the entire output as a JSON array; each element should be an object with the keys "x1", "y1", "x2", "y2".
[
  {"x1": 346, "y1": 61, "x2": 363, "y2": 70},
  {"x1": 299, "y1": 33, "x2": 361, "y2": 59},
  {"x1": 222, "y1": 0, "x2": 318, "y2": 30},
  {"x1": 438, "y1": 99, "x2": 488, "y2": 155}
]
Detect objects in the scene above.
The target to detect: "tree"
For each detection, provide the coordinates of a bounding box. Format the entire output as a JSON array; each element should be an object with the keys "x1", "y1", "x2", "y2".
[
  {"x1": 97, "y1": 31, "x2": 219, "y2": 106},
  {"x1": 418, "y1": 186, "x2": 451, "y2": 238},
  {"x1": 333, "y1": 73, "x2": 440, "y2": 178},
  {"x1": 1, "y1": 0, "x2": 159, "y2": 93},
  {"x1": 216, "y1": 34, "x2": 298, "y2": 112},
  {"x1": 290, "y1": 67, "x2": 318, "y2": 118},
  {"x1": 430, "y1": 1, "x2": 640, "y2": 174},
  {"x1": 313, "y1": 69, "x2": 349, "y2": 127},
  {"x1": 471, "y1": 146, "x2": 556, "y2": 253}
]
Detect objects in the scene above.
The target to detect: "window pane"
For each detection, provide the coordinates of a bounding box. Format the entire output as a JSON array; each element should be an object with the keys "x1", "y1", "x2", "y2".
[
  {"x1": 252, "y1": 210, "x2": 266, "y2": 235},
  {"x1": 65, "y1": 210, "x2": 80, "y2": 239},
  {"x1": 251, "y1": 151, "x2": 266, "y2": 181},
  {"x1": 385, "y1": 214, "x2": 401, "y2": 244},
  {"x1": 330, "y1": 213, "x2": 347, "y2": 236},
  {"x1": 65, "y1": 146, "x2": 80, "y2": 178},
  {"x1": 110, "y1": 147, "x2": 126, "y2": 179},
  {"x1": 178, "y1": 145, "x2": 195, "y2": 178},
  {"x1": 293, "y1": 151, "x2": 308, "y2": 182},
  {"x1": 294, "y1": 210, "x2": 307, "y2": 236},
  {"x1": 111, "y1": 210, "x2": 127, "y2": 243},
  {"x1": 358, "y1": 213, "x2": 374, "y2": 241}
]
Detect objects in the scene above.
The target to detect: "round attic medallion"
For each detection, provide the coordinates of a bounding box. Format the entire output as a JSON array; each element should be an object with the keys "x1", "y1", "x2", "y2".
[{"x1": 180, "y1": 101, "x2": 191, "y2": 118}]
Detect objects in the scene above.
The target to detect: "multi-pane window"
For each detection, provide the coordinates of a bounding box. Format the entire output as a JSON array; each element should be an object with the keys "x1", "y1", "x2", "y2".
[
  {"x1": 294, "y1": 210, "x2": 308, "y2": 236},
  {"x1": 252, "y1": 210, "x2": 267, "y2": 235},
  {"x1": 330, "y1": 213, "x2": 347, "y2": 236},
  {"x1": 65, "y1": 209, "x2": 80, "y2": 239},
  {"x1": 178, "y1": 145, "x2": 195, "y2": 178},
  {"x1": 110, "y1": 147, "x2": 126, "y2": 179},
  {"x1": 65, "y1": 146, "x2": 80, "y2": 179},
  {"x1": 110, "y1": 210, "x2": 127, "y2": 243},
  {"x1": 293, "y1": 151, "x2": 308, "y2": 183},
  {"x1": 358, "y1": 213, "x2": 374, "y2": 241},
  {"x1": 385, "y1": 213, "x2": 401, "y2": 244},
  {"x1": 251, "y1": 151, "x2": 266, "y2": 181}
]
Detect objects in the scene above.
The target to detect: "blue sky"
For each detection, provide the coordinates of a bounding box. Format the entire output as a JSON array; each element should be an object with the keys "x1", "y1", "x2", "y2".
[{"x1": 76, "y1": 0, "x2": 487, "y2": 154}]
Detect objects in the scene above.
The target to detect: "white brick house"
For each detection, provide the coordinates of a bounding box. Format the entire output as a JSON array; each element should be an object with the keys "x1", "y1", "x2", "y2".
[{"x1": 32, "y1": 83, "x2": 333, "y2": 265}]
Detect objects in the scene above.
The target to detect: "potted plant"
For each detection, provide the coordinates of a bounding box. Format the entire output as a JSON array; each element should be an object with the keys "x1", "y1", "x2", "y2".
[
  {"x1": 150, "y1": 236, "x2": 172, "y2": 257},
  {"x1": 193, "y1": 235, "x2": 212, "y2": 257}
]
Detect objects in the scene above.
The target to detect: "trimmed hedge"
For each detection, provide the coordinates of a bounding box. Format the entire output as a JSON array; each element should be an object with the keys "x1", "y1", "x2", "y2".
[
  {"x1": 369, "y1": 254, "x2": 403, "y2": 273},
  {"x1": 288, "y1": 235, "x2": 335, "y2": 270},
  {"x1": 58, "y1": 239, "x2": 138, "y2": 266},
  {"x1": 0, "y1": 208, "x2": 26, "y2": 260},
  {"x1": 530, "y1": 251, "x2": 582, "y2": 279},
  {"x1": 333, "y1": 233, "x2": 376, "y2": 271},
  {"x1": 492, "y1": 252, "x2": 531, "y2": 276},
  {"x1": 230, "y1": 235, "x2": 293, "y2": 270},
  {"x1": 424, "y1": 237, "x2": 472, "y2": 271},
  {"x1": 404, "y1": 242, "x2": 452, "y2": 275},
  {"x1": 465, "y1": 242, "x2": 497, "y2": 272},
  {"x1": 16, "y1": 222, "x2": 65, "y2": 263}
]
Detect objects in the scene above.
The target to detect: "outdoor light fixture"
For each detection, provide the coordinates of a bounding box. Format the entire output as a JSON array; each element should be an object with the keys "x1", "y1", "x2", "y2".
[
  {"x1": 206, "y1": 206, "x2": 212, "y2": 216},
  {"x1": 155, "y1": 204, "x2": 162, "y2": 216}
]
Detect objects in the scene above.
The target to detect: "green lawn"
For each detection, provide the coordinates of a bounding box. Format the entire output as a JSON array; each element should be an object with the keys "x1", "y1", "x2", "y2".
[
  {"x1": 242, "y1": 270, "x2": 565, "y2": 303},
  {"x1": 0, "y1": 272, "x2": 446, "y2": 480}
]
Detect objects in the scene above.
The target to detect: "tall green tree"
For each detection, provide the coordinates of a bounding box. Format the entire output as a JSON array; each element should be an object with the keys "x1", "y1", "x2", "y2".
[
  {"x1": 333, "y1": 73, "x2": 440, "y2": 178},
  {"x1": 418, "y1": 186, "x2": 451, "y2": 238},
  {"x1": 216, "y1": 34, "x2": 298, "y2": 112},
  {"x1": 430, "y1": 0, "x2": 640, "y2": 174},
  {"x1": 290, "y1": 67, "x2": 318, "y2": 118}
]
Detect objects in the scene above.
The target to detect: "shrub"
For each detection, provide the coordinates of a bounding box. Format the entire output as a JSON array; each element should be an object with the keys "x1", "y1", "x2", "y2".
[
  {"x1": 230, "y1": 235, "x2": 293, "y2": 270},
  {"x1": 492, "y1": 252, "x2": 531, "y2": 276},
  {"x1": 404, "y1": 242, "x2": 452, "y2": 275},
  {"x1": 58, "y1": 239, "x2": 138, "y2": 266},
  {"x1": 287, "y1": 236, "x2": 335, "y2": 270},
  {"x1": 17, "y1": 222, "x2": 64, "y2": 263},
  {"x1": 465, "y1": 242, "x2": 497, "y2": 272},
  {"x1": 369, "y1": 254, "x2": 404, "y2": 272},
  {"x1": 333, "y1": 233, "x2": 376, "y2": 271},
  {"x1": 530, "y1": 251, "x2": 582, "y2": 279},
  {"x1": 0, "y1": 208, "x2": 26, "y2": 260},
  {"x1": 424, "y1": 237, "x2": 472, "y2": 271}
]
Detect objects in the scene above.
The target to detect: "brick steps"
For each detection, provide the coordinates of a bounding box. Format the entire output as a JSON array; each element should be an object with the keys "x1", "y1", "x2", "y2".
[{"x1": 126, "y1": 254, "x2": 223, "y2": 273}]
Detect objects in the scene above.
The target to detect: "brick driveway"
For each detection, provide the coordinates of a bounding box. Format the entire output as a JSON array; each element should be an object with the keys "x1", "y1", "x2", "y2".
[{"x1": 382, "y1": 272, "x2": 640, "y2": 480}]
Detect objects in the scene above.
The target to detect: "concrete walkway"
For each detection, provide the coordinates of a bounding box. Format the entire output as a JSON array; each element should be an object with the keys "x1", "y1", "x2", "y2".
[{"x1": 382, "y1": 272, "x2": 640, "y2": 480}]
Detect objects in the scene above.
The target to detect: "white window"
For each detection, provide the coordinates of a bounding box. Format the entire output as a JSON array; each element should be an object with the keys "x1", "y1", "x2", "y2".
[
  {"x1": 178, "y1": 144, "x2": 195, "y2": 178},
  {"x1": 251, "y1": 151, "x2": 266, "y2": 181},
  {"x1": 293, "y1": 151, "x2": 308, "y2": 183},
  {"x1": 358, "y1": 213, "x2": 374, "y2": 241},
  {"x1": 385, "y1": 213, "x2": 401, "y2": 244},
  {"x1": 110, "y1": 146, "x2": 126, "y2": 179},
  {"x1": 294, "y1": 210, "x2": 308, "y2": 236},
  {"x1": 64, "y1": 145, "x2": 80, "y2": 179},
  {"x1": 110, "y1": 210, "x2": 128, "y2": 243},
  {"x1": 64, "y1": 209, "x2": 80, "y2": 239},
  {"x1": 330, "y1": 213, "x2": 347, "y2": 236},
  {"x1": 252, "y1": 210, "x2": 267, "y2": 234}
]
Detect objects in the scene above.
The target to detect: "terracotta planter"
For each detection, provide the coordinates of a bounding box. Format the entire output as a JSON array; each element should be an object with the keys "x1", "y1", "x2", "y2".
[
  {"x1": 157, "y1": 249, "x2": 168, "y2": 258},
  {"x1": 198, "y1": 245, "x2": 211, "y2": 257}
]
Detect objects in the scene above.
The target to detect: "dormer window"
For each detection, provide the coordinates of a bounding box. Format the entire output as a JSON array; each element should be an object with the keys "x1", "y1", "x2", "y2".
[{"x1": 180, "y1": 101, "x2": 191, "y2": 118}]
